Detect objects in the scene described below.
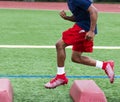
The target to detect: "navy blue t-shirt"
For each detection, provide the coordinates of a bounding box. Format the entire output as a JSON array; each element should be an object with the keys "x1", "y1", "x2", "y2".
[{"x1": 67, "y1": 0, "x2": 97, "y2": 34}]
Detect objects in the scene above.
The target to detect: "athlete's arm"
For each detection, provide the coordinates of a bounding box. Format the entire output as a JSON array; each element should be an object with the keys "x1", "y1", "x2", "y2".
[
  {"x1": 85, "y1": 4, "x2": 98, "y2": 40},
  {"x1": 59, "y1": 10, "x2": 75, "y2": 22},
  {"x1": 88, "y1": 4, "x2": 98, "y2": 32}
]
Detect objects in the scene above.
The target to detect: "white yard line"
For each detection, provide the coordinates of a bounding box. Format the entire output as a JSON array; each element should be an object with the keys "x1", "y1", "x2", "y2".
[{"x1": 0, "y1": 45, "x2": 120, "y2": 49}]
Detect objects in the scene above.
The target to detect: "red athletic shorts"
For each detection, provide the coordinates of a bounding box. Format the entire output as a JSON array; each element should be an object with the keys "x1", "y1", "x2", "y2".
[{"x1": 62, "y1": 24, "x2": 93, "y2": 52}]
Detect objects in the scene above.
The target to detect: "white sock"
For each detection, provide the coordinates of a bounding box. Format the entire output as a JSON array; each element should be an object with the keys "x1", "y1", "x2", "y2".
[
  {"x1": 57, "y1": 67, "x2": 65, "y2": 75},
  {"x1": 96, "y1": 60, "x2": 103, "y2": 69}
]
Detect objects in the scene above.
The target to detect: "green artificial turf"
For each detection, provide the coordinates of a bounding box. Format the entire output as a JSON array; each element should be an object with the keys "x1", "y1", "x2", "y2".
[{"x1": 0, "y1": 9, "x2": 119, "y2": 102}]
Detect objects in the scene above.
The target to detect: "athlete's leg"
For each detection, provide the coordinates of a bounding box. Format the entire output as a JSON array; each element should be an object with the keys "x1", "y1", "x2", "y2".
[
  {"x1": 71, "y1": 50, "x2": 96, "y2": 66},
  {"x1": 44, "y1": 39, "x2": 68, "y2": 89},
  {"x1": 55, "y1": 39, "x2": 68, "y2": 67},
  {"x1": 71, "y1": 50, "x2": 114, "y2": 83}
]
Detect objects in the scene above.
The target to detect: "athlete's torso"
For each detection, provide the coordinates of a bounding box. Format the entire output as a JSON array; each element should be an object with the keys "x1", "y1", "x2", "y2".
[{"x1": 67, "y1": 0, "x2": 97, "y2": 34}]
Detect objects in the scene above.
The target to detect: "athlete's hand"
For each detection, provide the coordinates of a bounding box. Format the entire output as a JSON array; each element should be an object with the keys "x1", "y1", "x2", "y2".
[
  {"x1": 59, "y1": 10, "x2": 67, "y2": 20},
  {"x1": 85, "y1": 31, "x2": 95, "y2": 40}
]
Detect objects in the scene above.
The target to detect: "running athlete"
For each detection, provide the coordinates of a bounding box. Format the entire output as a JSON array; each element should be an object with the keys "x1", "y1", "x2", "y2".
[{"x1": 44, "y1": 0, "x2": 115, "y2": 89}]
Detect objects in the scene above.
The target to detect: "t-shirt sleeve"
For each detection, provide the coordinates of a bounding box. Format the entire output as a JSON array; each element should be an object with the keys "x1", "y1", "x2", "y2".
[{"x1": 74, "y1": 0, "x2": 92, "y2": 10}]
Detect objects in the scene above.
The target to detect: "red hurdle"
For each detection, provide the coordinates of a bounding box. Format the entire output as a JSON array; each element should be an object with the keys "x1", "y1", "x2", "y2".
[
  {"x1": 0, "y1": 78, "x2": 13, "y2": 102},
  {"x1": 70, "y1": 80, "x2": 107, "y2": 102}
]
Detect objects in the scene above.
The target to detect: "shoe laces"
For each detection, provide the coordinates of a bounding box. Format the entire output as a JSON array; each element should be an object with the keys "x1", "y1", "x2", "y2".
[
  {"x1": 105, "y1": 63, "x2": 113, "y2": 77},
  {"x1": 50, "y1": 76, "x2": 58, "y2": 83}
]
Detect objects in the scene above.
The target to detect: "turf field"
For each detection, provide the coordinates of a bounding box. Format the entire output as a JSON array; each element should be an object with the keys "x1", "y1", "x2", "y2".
[{"x1": 0, "y1": 9, "x2": 120, "y2": 102}]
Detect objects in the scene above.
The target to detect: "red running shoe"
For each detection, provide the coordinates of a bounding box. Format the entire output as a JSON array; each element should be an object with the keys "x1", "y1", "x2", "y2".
[
  {"x1": 44, "y1": 74, "x2": 68, "y2": 89},
  {"x1": 104, "y1": 60, "x2": 115, "y2": 83}
]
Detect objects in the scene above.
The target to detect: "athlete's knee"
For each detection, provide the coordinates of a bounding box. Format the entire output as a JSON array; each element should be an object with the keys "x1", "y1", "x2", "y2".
[
  {"x1": 71, "y1": 51, "x2": 82, "y2": 63},
  {"x1": 55, "y1": 41, "x2": 60, "y2": 48},
  {"x1": 55, "y1": 39, "x2": 66, "y2": 50},
  {"x1": 56, "y1": 41, "x2": 62, "y2": 49},
  {"x1": 71, "y1": 54, "x2": 79, "y2": 63},
  {"x1": 71, "y1": 56, "x2": 79, "y2": 63},
  {"x1": 71, "y1": 56, "x2": 76, "y2": 62}
]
